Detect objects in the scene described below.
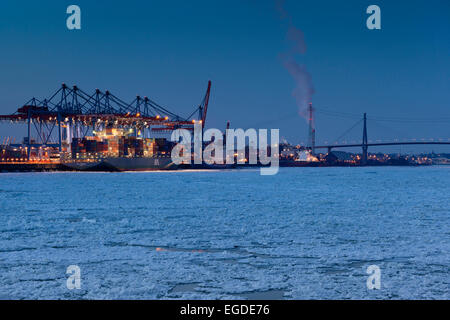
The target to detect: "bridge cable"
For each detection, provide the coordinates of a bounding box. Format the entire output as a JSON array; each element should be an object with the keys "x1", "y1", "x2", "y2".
[{"x1": 331, "y1": 119, "x2": 363, "y2": 144}]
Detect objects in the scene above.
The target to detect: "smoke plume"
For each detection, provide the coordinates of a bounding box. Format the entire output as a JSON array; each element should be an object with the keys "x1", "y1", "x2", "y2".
[{"x1": 275, "y1": 0, "x2": 314, "y2": 120}]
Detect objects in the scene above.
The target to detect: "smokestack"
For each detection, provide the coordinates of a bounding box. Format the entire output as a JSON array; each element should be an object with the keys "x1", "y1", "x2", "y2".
[{"x1": 308, "y1": 102, "x2": 315, "y2": 154}]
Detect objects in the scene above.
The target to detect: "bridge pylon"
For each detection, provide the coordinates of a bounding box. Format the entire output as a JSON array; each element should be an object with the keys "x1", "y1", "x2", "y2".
[{"x1": 362, "y1": 113, "x2": 368, "y2": 165}]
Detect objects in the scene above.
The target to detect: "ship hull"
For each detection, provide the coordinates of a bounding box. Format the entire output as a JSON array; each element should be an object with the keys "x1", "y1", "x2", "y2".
[{"x1": 63, "y1": 157, "x2": 177, "y2": 172}]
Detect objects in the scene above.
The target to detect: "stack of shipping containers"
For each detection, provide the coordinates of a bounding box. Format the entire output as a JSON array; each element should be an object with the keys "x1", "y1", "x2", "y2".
[{"x1": 70, "y1": 128, "x2": 161, "y2": 159}]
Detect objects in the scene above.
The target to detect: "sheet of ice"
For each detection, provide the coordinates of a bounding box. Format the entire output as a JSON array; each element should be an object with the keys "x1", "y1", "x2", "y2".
[{"x1": 0, "y1": 166, "x2": 448, "y2": 299}]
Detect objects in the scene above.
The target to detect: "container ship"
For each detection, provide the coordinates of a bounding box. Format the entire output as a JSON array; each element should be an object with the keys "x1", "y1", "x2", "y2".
[
  {"x1": 0, "y1": 82, "x2": 212, "y2": 172},
  {"x1": 62, "y1": 128, "x2": 178, "y2": 171}
]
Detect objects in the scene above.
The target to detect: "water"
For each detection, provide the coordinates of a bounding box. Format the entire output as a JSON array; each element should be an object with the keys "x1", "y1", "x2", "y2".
[{"x1": 0, "y1": 167, "x2": 449, "y2": 299}]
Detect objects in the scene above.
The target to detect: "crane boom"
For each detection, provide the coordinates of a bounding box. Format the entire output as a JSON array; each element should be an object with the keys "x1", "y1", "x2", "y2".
[{"x1": 201, "y1": 81, "x2": 212, "y2": 128}]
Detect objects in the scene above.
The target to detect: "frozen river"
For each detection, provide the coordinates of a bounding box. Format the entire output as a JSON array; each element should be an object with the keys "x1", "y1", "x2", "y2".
[{"x1": 0, "y1": 166, "x2": 448, "y2": 299}]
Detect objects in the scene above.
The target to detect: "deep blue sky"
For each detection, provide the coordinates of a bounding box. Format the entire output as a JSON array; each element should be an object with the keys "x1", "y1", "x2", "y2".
[{"x1": 0, "y1": 0, "x2": 449, "y2": 152}]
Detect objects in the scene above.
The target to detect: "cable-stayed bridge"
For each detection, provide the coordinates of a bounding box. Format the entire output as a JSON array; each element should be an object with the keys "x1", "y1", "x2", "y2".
[{"x1": 309, "y1": 108, "x2": 450, "y2": 164}]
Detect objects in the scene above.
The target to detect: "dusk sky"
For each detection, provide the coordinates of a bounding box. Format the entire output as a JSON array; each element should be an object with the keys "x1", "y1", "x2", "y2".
[{"x1": 0, "y1": 0, "x2": 449, "y2": 152}]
